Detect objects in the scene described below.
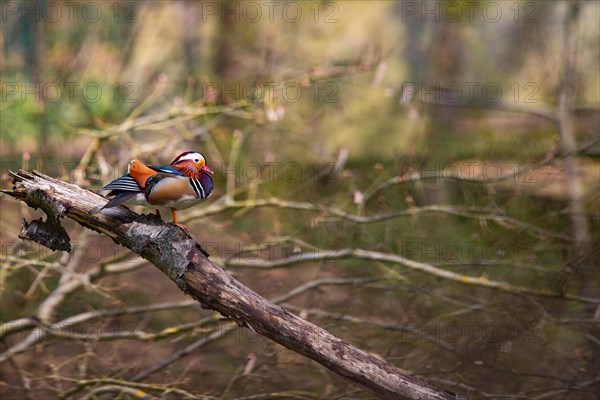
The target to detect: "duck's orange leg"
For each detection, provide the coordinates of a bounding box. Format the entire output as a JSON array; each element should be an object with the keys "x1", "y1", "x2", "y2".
[{"x1": 171, "y1": 208, "x2": 188, "y2": 232}]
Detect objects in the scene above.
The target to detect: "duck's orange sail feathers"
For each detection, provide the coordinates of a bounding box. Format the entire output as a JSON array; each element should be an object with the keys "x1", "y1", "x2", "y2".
[{"x1": 128, "y1": 160, "x2": 157, "y2": 188}]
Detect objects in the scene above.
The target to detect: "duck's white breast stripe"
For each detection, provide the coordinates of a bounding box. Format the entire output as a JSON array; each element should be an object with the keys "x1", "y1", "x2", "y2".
[
  {"x1": 197, "y1": 179, "x2": 206, "y2": 198},
  {"x1": 189, "y1": 179, "x2": 200, "y2": 197},
  {"x1": 190, "y1": 178, "x2": 206, "y2": 199}
]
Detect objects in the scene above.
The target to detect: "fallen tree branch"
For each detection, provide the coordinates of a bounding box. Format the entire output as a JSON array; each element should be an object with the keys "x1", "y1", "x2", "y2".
[{"x1": 1, "y1": 170, "x2": 463, "y2": 400}]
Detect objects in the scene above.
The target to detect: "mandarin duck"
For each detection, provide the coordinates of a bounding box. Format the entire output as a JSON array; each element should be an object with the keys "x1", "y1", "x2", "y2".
[{"x1": 102, "y1": 151, "x2": 214, "y2": 228}]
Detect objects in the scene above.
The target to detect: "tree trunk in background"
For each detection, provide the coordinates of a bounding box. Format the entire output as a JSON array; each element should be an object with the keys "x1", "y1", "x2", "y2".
[
  {"x1": 22, "y1": 0, "x2": 49, "y2": 157},
  {"x1": 180, "y1": 2, "x2": 201, "y2": 78},
  {"x1": 426, "y1": 15, "x2": 464, "y2": 152},
  {"x1": 558, "y1": 2, "x2": 590, "y2": 250},
  {"x1": 424, "y1": 18, "x2": 464, "y2": 205},
  {"x1": 213, "y1": 0, "x2": 251, "y2": 101},
  {"x1": 557, "y1": 3, "x2": 598, "y2": 394}
]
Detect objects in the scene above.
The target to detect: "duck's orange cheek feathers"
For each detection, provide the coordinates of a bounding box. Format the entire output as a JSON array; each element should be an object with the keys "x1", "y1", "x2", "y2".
[
  {"x1": 174, "y1": 163, "x2": 200, "y2": 180},
  {"x1": 128, "y1": 160, "x2": 157, "y2": 188}
]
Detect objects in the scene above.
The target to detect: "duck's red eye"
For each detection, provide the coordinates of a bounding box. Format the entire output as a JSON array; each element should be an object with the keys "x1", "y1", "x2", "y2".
[{"x1": 194, "y1": 159, "x2": 200, "y2": 162}]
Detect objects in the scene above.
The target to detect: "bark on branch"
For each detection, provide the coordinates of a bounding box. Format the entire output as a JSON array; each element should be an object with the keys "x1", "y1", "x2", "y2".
[{"x1": 2, "y1": 170, "x2": 465, "y2": 400}]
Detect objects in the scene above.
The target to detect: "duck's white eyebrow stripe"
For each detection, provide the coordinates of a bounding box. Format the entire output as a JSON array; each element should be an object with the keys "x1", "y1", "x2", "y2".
[{"x1": 177, "y1": 153, "x2": 203, "y2": 162}]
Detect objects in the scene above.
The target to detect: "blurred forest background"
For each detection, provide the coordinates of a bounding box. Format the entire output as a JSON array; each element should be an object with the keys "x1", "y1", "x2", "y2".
[{"x1": 1, "y1": 1, "x2": 599, "y2": 399}]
